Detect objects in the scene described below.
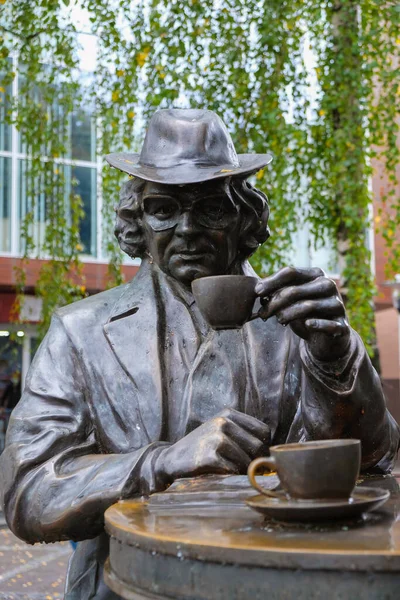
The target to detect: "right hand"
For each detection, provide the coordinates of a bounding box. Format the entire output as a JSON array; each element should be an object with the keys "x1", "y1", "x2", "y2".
[{"x1": 156, "y1": 409, "x2": 271, "y2": 483}]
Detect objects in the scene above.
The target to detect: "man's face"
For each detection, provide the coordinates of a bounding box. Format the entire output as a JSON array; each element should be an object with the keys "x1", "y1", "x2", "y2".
[{"x1": 141, "y1": 180, "x2": 242, "y2": 286}]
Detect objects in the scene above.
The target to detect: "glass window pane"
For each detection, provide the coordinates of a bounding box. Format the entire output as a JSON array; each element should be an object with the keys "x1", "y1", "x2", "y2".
[
  {"x1": 0, "y1": 67, "x2": 12, "y2": 152},
  {"x1": 17, "y1": 71, "x2": 68, "y2": 157},
  {"x1": 70, "y1": 112, "x2": 96, "y2": 162},
  {"x1": 311, "y1": 243, "x2": 338, "y2": 275},
  {"x1": 288, "y1": 224, "x2": 338, "y2": 275},
  {"x1": 17, "y1": 71, "x2": 35, "y2": 155},
  {"x1": 0, "y1": 157, "x2": 12, "y2": 251},
  {"x1": 72, "y1": 166, "x2": 97, "y2": 256},
  {"x1": 17, "y1": 161, "x2": 97, "y2": 257},
  {"x1": 17, "y1": 68, "x2": 96, "y2": 162},
  {"x1": 17, "y1": 159, "x2": 47, "y2": 254}
]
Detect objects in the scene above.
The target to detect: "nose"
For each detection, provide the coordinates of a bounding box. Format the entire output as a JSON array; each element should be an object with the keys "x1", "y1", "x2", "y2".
[{"x1": 174, "y1": 209, "x2": 197, "y2": 236}]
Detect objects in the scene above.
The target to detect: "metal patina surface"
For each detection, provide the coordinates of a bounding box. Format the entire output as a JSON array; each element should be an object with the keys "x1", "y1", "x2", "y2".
[
  {"x1": 1, "y1": 108, "x2": 400, "y2": 599},
  {"x1": 105, "y1": 474, "x2": 400, "y2": 600}
]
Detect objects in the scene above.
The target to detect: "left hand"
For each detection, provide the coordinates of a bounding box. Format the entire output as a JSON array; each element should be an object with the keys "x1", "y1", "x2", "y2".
[{"x1": 255, "y1": 266, "x2": 351, "y2": 361}]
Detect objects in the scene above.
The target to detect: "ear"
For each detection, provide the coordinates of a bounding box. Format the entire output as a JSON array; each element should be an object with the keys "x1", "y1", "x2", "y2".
[{"x1": 115, "y1": 180, "x2": 147, "y2": 259}]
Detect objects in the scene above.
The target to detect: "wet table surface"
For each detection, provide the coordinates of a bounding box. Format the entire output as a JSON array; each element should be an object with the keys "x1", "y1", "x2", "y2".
[{"x1": 104, "y1": 474, "x2": 400, "y2": 600}]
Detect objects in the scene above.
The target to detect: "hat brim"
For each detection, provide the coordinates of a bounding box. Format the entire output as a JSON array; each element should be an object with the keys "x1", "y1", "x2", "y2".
[{"x1": 105, "y1": 152, "x2": 272, "y2": 185}]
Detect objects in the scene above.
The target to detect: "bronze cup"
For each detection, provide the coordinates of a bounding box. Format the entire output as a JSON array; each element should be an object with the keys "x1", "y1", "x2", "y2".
[
  {"x1": 248, "y1": 439, "x2": 361, "y2": 501},
  {"x1": 191, "y1": 275, "x2": 259, "y2": 330}
]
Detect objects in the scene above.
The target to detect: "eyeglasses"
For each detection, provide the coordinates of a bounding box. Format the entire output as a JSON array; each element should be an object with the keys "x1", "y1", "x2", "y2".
[{"x1": 143, "y1": 196, "x2": 239, "y2": 232}]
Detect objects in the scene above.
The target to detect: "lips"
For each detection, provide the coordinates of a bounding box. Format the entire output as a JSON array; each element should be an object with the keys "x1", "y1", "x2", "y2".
[
  {"x1": 170, "y1": 243, "x2": 213, "y2": 256},
  {"x1": 178, "y1": 252, "x2": 209, "y2": 260},
  {"x1": 167, "y1": 240, "x2": 215, "y2": 264}
]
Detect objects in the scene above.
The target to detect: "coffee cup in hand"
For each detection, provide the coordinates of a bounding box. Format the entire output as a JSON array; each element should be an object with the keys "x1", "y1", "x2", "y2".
[{"x1": 191, "y1": 275, "x2": 259, "y2": 330}]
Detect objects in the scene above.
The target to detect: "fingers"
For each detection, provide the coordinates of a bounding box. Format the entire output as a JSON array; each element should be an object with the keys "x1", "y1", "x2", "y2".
[
  {"x1": 196, "y1": 421, "x2": 255, "y2": 475},
  {"x1": 214, "y1": 458, "x2": 241, "y2": 475},
  {"x1": 276, "y1": 296, "x2": 345, "y2": 325},
  {"x1": 219, "y1": 438, "x2": 253, "y2": 472},
  {"x1": 218, "y1": 409, "x2": 270, "y2": 444},
  {"x1": 255, "y1": 266, "x2": 325, "y2": 298},
  {"x1": 192, "y1": 455, "x2": 240, "y2": 476},
  {"x1": 254, "y1": 267, "x2": 348, "y2": 342},
  {"x1": 305, "y1": 317, "x2": 350, "y2": 337},
  {"x1": 258, "y1": 277, "x2": 337, "y2": 320},
  {"x1": 166, "y1": 412, "x2": 271, "y2": 481},
  {"x1": 222, "y1": 418, "x2": 267, "y2": 458}
]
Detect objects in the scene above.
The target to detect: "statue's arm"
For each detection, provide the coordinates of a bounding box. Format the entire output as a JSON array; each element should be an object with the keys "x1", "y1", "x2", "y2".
[
  {"x1": 254, "y1": 266, "x2": 398, "y2": 470},
  {"x1": 0, "y1": 314, "x2": 168, "y2": 544},
  {"x1": 295, "y1": 329, "x2": 399, "y2": 471}
]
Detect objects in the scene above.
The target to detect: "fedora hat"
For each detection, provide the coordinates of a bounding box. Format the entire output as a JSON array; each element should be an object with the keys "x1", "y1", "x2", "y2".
[{"x1": 105, "y1": 108, "x2": 272, "y2": 185}]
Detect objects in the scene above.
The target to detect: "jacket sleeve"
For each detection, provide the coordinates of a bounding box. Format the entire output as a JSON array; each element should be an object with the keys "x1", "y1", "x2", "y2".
[
  {"x1": 0, "y1": 314, "x2": 169, "y2": 544},
  {"x1": 287, "y1": 330, "x2": 399, "y2": 472}
]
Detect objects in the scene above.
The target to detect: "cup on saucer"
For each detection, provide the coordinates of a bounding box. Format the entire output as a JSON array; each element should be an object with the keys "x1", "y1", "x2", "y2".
[{"x1": 247, "y1": 439, "x2": 361, "y2": 501}]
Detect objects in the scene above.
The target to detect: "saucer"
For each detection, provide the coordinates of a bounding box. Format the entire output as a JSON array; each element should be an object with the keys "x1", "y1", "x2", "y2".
[{"x1": 245, "y1": 486, "x2": 390, "y2": 522}]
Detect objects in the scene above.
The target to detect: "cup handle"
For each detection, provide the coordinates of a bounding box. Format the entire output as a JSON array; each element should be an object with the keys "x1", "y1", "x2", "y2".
[{"x1": 247, "y1": 457, "x2": 280, "y2": 498}]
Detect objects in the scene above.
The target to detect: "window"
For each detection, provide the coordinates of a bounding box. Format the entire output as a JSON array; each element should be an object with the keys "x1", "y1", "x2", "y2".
[
  {"x1": 66, "y1": 165, "x2": 97, "y2": 256},
  {"x1": 0, "y1": 73, "x2": 12, "y2": 152},
  {"x1": 17, "y1": 161, "x2": 98, "y2": 256},
  {"x1": 288, "y1": 225, "x2": 338, "y2": 275},
  {"x1": 17, "y1": 159, "x2": 47, "y2": 254},
  {"x1": 0, "y1": 56, "x2": 100, "y2": 259},
  {"x1": 0, "y1": 157, "x2": 11, "y2": 252},
  {"x1": 71, "y1": 112, "x2": 96, "y2": 162}
]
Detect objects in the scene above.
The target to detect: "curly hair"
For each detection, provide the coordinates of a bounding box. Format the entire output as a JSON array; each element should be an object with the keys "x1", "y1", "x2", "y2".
[{"x1": 114, "y1": 176, "x2": 270, "y2": 260}]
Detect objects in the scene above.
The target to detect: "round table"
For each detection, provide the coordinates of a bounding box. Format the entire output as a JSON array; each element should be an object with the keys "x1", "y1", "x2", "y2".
[{"x1": 104, "y1": 474, "x2": 400, "y2": 600}]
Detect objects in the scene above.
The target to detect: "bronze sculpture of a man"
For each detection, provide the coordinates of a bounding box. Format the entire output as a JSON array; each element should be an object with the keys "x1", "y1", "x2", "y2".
[{"x1": 0, "y1": 109, "x2": 398, "y2": 600}]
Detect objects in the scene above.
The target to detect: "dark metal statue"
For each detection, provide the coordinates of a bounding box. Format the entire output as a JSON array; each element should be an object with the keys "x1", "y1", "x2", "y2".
[{"x1": 0, "y1": 109, "x2": 398, "y2": 600}]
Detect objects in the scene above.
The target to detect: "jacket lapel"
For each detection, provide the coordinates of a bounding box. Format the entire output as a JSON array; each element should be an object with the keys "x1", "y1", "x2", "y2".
[{"x1": 103, "y1": 260, "x2": 166, "y2": 442}]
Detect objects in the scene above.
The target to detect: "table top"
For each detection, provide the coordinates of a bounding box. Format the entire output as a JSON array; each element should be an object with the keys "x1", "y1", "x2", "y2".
[{"x1": 105, "y1": 473, "x2": 400, "y2": 572}]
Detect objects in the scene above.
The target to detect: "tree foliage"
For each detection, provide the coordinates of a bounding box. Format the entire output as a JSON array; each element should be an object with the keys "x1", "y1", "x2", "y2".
[{"x1": 0, "y1": 0, "x2": 399, "y2": 351}]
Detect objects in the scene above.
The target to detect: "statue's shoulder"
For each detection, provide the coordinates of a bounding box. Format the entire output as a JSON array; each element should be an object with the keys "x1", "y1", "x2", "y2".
[
  {"x1": 55, "y1": 282, "x2": 133, "y2": 330},
  {"x1": 52, "y1": 263, "x2": 152, "y2": 338}
]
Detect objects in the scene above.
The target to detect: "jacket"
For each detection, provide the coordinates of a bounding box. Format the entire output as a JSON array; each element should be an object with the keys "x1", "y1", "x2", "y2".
[{"x1": 1, "y1": 260, "x2": 398, "y2": 599}]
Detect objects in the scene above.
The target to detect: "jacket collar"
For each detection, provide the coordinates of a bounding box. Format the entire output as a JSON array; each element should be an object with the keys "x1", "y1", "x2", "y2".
[
  {"x1": 103, "y1": 260, "x2": 167, "y2": 441},
  {"x1": 106, "y1": 259, "x2": 154, "y2": 323}
]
